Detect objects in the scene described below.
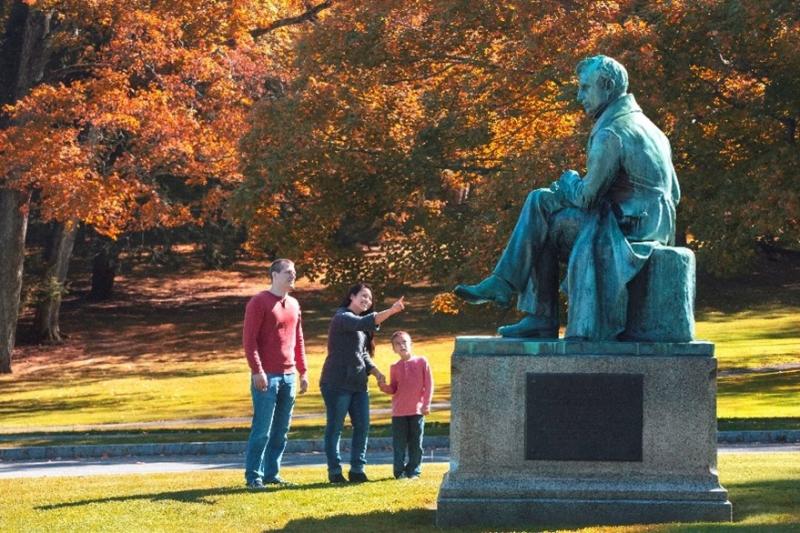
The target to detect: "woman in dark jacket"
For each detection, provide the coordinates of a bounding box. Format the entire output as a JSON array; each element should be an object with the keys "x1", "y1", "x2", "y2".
[{"x1": 320, "y1": 283, "x2": 405, "y2": 483}]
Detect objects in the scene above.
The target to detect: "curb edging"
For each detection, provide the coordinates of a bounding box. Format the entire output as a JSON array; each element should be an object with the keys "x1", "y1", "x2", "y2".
[{"x1": 1, "y1": 432, "x2": 797, "y2": 462}]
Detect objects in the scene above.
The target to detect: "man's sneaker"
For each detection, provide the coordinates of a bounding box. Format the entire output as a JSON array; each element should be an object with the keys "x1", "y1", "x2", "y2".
[
  {"x1": 329, "y1": 473, "x2": 347, "y2": 484},
  {"x1": 348, "y1": 471, "x2": 369, "y2": 483},
  {"x1": 246, "y1": 479, "x2": 267, "y2": 490},
  {"x1": 394, "y1": 472, "x2": 406, "y2": 480},
  {"x1": 264, "y1": 477, "x2": 294, "y2": 486},
  {"x1": 406, "y1": 474, "x2": 420, "y2": 480}
]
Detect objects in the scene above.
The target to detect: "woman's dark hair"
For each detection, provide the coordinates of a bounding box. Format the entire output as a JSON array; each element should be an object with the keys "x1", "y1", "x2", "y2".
[{"x1": 339, "y1": 282, "x2": 376, "y2": 356}]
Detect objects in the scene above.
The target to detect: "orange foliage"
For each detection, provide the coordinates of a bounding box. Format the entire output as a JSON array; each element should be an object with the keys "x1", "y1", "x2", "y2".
[
  {"x1": 4, "y1": 1, "x2": 797, "y2": 281},
  {"x1": 1, "y1": 0, "x2": 322, "y2": 238},
  {"x1": 237, "y1": 0, "x2": 799, "y2": 284}
]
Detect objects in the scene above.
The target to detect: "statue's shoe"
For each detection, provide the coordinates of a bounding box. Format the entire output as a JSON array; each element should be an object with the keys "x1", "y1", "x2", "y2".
[
  {"x1": 497, "y1": 315, "x2": 558, "y2": 338},
  {"x1": 453, "y1": 275, "x2": 513, "y2": 308}
]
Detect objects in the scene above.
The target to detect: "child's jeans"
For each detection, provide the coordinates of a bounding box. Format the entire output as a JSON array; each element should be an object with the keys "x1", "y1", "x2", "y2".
[{"x1": 391, "y1": 414, "x2": 424, "y2": 478}]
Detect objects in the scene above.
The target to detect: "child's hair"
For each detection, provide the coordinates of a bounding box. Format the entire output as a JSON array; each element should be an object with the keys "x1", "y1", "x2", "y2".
[{"x1": 391, "y1": 330, "x2": 411, "y2": 342}]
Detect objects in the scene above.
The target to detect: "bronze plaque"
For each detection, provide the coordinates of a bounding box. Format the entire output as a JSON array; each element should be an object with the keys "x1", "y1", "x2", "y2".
[{"x1": 525, "y1": 373, "x2": 643, "y2": 461}]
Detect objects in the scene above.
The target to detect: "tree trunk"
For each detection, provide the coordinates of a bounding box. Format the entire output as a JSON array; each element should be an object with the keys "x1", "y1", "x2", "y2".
[
  {"x1": 0, "y1": 189, "x2": 30, "y2": 373},
  {"x1": 89, "y1": 239, "x2": 119, "y2": 301},
  {"x1": 33, "y1": 220, "x2": 77, "y2": 343},
  {"x1": 0, "y1": 3, "x2": 52, "y2": 104},
  {"x1": 0, "y1": 2, "x2": 54, "y2": 373}
]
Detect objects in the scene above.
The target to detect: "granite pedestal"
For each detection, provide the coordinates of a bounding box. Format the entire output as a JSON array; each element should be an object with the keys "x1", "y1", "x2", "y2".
[{"x1": 436, "y1": 338, "x2": 732, "y2": 528}]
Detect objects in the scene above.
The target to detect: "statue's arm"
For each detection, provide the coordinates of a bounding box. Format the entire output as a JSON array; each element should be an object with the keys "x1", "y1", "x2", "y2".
[{"x1": 557, "y1": 128, "x2": 623, "y2": 210}]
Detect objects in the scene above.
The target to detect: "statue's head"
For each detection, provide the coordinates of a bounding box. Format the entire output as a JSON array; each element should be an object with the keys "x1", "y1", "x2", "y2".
[{"x1": 575, "y1": 55, "x2": 628, "y2": 118}]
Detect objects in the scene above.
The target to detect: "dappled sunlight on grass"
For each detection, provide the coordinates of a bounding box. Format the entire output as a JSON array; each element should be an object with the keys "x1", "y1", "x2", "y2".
[
  {"x1": 0, "y1": 337, "x2": 456, "y2": 430},
  {"x1": 3, "y1": 254, "x2": 798, "y2": 431},
  {"x1": 2, "y1": 315, "x2": 798, "y2": 428},
  {"x1": 0, "y1": 370, "x2": 251, "y2": 428},
  {"x1": 718, "y1": 370, "x2": 800, "y2": 419},
  {"x1": 697, "y1": 310, "x2": 800, "y2": 370}
]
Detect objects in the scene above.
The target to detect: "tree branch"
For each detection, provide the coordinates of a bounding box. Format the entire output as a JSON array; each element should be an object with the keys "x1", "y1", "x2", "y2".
[{"x1": 225, "y1": 0, "x2": 334, "y2": 46}]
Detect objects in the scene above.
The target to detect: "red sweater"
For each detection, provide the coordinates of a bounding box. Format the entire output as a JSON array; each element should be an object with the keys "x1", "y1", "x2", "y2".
[
  {"x1": 243, "y1": 290, "x2": 306, "y2": 376},
  {"x1": 379, "y1": 356, "x2": 434, "y2": 416}
]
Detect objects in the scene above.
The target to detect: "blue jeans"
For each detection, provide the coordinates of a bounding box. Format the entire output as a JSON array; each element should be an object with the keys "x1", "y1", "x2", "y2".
[
  {"x1": 320, "y1": 383, "x2": 370, "y2": 475},
  {"x1": 244, "y1": 373, "x2": 296, "y2": 483},
  {"x1": 392, "y1": 415, "x2": 424, "y2": 477}
]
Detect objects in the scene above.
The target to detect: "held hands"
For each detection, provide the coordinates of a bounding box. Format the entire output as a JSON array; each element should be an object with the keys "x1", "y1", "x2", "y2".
[{"x1": 376, "y1": 374, "x2": 388, "y2": 393}]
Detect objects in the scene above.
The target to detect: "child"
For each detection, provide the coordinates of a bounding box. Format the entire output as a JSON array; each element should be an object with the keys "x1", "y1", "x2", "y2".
[{"x1": 378, "y1": 331, "x2": 434, "y2": 479}]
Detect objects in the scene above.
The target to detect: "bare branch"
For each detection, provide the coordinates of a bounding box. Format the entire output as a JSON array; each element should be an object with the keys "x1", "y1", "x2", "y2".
[{"x1": 225, "y1": 0, "x2": 334, "y2": 46}]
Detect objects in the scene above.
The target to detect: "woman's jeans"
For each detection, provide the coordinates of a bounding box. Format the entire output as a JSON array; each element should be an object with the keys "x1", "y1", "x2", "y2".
[
  {"x1": 244, "y1": 373, "x2": 296, "y2": 483},
  {"x1": 320, "y1": 383, "x2": 370, "y2": 475},
  {"x1": 392, "y1": 415, "x2": 424, "y2": 477}
]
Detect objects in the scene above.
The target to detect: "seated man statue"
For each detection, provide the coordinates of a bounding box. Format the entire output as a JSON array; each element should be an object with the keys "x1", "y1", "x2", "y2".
[{"x1": 455, "y1": 55, "x2": 680, "y2": 340}]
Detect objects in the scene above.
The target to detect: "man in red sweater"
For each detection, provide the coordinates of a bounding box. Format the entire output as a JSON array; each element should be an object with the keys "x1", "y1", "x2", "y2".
[{"x1": 243, "y1": 258, "x2": 308, "y2": 489}]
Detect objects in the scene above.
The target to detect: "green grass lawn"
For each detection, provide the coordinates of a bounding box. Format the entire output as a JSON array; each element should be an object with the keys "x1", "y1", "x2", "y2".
[
  {"x1": 1, "y1": 254, "x2": 797, "y2": 437},
  {"x1": 1, "y1": 453, "x2": 798, "y2": 532},
  {"x1": 0, "y1": 337, "x2": 456, "y2": 430},
  {"x1": 2, "y1": 329, "x2": 797, "y2": 433},
  {"x1": 697, "y1": 310, "x2": 800, "y2": 370},
  {"x1": 0, "y1": 422, "x2": 453, "y2": 449}
]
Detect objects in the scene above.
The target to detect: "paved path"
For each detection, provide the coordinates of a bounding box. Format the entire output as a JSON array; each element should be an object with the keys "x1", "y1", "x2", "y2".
[
  {"x1": 0, "y1": 451, "x2": 443, "y2": 479},
  {"x1": 2, "y1": 443, "x2": 797, "y2": 479}
]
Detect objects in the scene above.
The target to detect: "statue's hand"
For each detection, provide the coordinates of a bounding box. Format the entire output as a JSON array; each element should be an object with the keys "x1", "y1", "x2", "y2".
[
  {"x1": 559, "y1": 169, "x2": 580, "y2": 184},
  {"x1": 555, "y1": 170, "x2": 581, "y2": 202},
  {"x1": 549, "y1": 180, "x2": 565, "y2": 201}
]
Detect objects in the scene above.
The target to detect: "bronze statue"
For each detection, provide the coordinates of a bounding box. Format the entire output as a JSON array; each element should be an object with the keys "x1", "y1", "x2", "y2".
[{"x1": 455, "y1": 56, "x2": 680, "y2": 340}]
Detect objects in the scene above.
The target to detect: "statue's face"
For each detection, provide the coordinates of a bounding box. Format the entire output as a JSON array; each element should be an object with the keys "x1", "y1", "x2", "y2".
[{"x1": 577, "y1": 67, "x2": 611, "y2": 118}]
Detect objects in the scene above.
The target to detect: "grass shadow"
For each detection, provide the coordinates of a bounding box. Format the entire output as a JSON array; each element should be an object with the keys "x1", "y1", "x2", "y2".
[
  {"x1": 717, "y1": 418, "x2": 800, "y2": 431},
  {"x1": 35, "y1": 481, "x2": 343, "y2": 511},
  {"x1": 718, "y1": 370, "x2": 800, "y2": 396},
  {"x1": 726, "y1": 476, "x2": 800, "y2": 523},
  {"x1": 281, "y1": 508, "x2": 437, "y2": 532},
  {"x1": 0, "y1": 395, "x2": 129, "y2": 417}
]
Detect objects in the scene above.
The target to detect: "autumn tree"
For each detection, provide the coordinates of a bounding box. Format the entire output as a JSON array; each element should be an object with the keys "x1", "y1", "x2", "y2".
[
  {"x1": 237, "y1": 1, "x2": 609, "y2": 289},
  {"x1": 237, "y1": 0, "x2": 799, "y2": 298},
  {"x1": 0, "y1": 1, "x2": 54, "y2": 372},
  {"x1": 0, "y1": 0, "x2": 332, "y2": 369}
]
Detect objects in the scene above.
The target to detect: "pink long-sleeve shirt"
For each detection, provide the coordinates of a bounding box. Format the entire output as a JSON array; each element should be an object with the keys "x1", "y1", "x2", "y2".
[
  {"x1": 379, "y1": 356, "x2": 433, "y2": 417},
  {"x1": 243, "y1": 290, "x2": 306, "y2": 376}
]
